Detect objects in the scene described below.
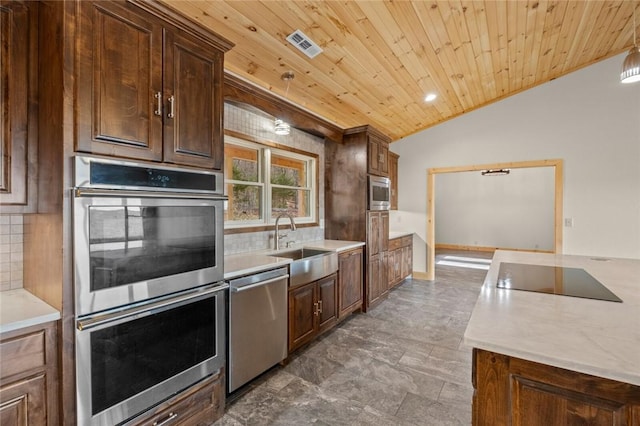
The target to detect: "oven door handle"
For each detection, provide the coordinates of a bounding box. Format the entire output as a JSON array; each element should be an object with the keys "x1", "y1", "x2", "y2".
[
  {"x1": 77, "y1": 283, "x2": 229, "y2": 331},
  {"x1": 74, "y1": 187, "x2": 227, "y2": 200}
]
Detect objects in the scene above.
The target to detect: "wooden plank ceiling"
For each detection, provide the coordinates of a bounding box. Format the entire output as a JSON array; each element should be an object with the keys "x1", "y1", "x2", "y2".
[{"x1": 161, "y1": 0, "x2": 639, "y2": 141}]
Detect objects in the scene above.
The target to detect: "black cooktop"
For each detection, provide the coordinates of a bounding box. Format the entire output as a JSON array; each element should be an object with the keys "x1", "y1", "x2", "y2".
[{"x1": 496, "y1": 262, "x2": 622, "y2": 303}]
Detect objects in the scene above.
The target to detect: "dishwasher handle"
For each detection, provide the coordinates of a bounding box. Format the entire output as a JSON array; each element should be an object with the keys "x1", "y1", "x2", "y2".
[{"x1": 230, "y1": 274, "x2": 289, "y2": 293}]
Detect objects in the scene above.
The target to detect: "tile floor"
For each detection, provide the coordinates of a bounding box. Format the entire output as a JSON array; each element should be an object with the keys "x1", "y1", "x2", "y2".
[{"x1": 216, "y1": 250, "x2": 492, "y2": 425}]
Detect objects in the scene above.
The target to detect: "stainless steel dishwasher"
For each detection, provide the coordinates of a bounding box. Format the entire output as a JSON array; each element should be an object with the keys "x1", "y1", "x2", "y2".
[{"x1": 227, "y1": 267, "x2": 289, "y2": 393}]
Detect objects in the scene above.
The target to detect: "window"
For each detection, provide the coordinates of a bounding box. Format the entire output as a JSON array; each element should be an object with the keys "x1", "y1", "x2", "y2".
[{"x1": 224, "y1": 136, "x2": 317, "y2": 229}]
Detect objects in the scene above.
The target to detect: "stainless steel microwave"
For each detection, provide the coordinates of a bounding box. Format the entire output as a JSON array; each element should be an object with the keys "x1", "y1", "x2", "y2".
[{"x1": 368, "y1": 175, "x2": 390, "y2": 210}]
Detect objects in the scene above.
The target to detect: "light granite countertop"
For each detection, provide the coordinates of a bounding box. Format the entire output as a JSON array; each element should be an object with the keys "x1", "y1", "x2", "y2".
[
  {"x1": 224, "y1": 239, "x2": 365, "y2": 280},
  {"x1": 464, "y1": 250, "x2": 640, "y2": 386},
  {"x1": 0, "y1": 289, "x2": 60, "y2": 334},
  {"x1": 389, "y1": 231, "x2": 413, "y2": 239}
]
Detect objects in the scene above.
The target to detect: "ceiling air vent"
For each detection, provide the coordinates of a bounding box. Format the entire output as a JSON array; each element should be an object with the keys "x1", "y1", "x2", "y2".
[{"x1": 286, "y1": 29, "x2": 323, "y2": 59}]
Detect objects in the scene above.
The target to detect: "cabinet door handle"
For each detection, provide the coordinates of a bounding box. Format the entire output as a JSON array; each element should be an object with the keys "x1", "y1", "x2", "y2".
[
  {"x1": 167, "y1": 95, "x2": 175, "y2": 119},
  {"x1": 313, "y1": 302, "x2": 318, "y2": 316},
  {"x1": 154, "y1": 92, "x2": 162, "y2": 116},
  {"x1": 318, "y1": 300, "x2": 323, "y2": 313},
  {"x1": 153, "y1": 412, "x2": 178, "y2": 426}
]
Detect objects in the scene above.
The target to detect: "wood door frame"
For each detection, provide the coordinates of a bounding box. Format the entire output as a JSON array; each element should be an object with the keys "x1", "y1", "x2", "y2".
[{"x1": 426, "y1": 159, "x2": 563, "y2": 280}]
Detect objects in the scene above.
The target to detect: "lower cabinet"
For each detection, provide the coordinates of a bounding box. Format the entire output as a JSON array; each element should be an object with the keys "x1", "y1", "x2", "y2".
[
  {"x1": 365, "y1": 211, "x2": 389, "y2": 311},
  {"x1": 127, "y1": 371, "x2": 224, "y2": 426},
  {"x1": 367, "y1": 253, "x2": 387, "y2": 308},
  {"x1": 0, "y1": 322, "x2": 58, "y2": 426},
  {"x1": 337, "y1": 247, "x2": 363, "y2": 319},
  {"x1": 387, "y1": 235, "x2": 413, "y2": 290},
  {"x1": 401, "y1": 245, "x2": 412, "y2": 279},
  {"x1": 0, "y1": 375, "x2": 47, "y2": 426},
  {"x1": 387, "y1": 249, "x2": 401, "y2": 290},
  {"x1": 473, "y1": 349, "x2": 640, "y2": 426},
  {"x1": 288, "y1": 273, "x2": 338, "y2": 352}
]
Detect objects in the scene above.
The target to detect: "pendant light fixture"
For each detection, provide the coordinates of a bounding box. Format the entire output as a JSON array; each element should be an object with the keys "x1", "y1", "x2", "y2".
[
  {"x1": 621, "y1": 2, "x2": 640, "y2": 83},
  {"x1": 274, "y1": 71, "x2": 295, "y2": 135},
  {"x1": 274, "y1": 119, "x2": 290, "y2": 135}
]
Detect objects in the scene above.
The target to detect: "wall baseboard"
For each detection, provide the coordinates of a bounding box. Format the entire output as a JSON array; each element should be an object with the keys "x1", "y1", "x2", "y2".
[{"x1": 411, "y1": 271, "x2": 431, "y2": 280}]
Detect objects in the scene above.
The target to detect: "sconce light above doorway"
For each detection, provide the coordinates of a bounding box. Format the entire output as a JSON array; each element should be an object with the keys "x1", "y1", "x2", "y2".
[{"x1": 481, "y1": 169, "x2": 511, "y2": 176}]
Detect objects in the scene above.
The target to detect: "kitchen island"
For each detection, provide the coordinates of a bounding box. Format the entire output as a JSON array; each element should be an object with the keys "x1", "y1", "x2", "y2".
[{"x1": 464, "y1": 250, "x2": 640, "y2": 425}]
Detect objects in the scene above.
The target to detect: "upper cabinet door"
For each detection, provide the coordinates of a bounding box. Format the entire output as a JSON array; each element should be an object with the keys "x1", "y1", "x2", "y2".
[
  {"x1": 367, "y1": 137, "x2": 380, "y2": 175},
  {"x1": 367, "y1": 134, "x2": 389, "y2": 177},
  {"x1": 378, "y1": 141, "x2": 389, "y2": 175},
  {"x1": 0, "y1": 1, "x2": 38, "y2": 212},
  {"x1": 163, "y1": 30, "x2": 223, "y2": 169},
  {"x1": 76, "y1": 1, "x2": 164, "y2": 162},
  {"x1": 389, "y1": 152, "x2": 398, "y2": 210}
]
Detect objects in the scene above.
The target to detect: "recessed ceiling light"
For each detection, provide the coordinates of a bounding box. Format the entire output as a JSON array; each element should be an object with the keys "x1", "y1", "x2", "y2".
[{"x1": 424, "y1": 93, "x2": 437, "y2": 102}]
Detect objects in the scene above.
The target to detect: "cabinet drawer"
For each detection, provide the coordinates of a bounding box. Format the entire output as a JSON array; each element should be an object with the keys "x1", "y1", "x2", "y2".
[
  {"x1": 401, "y1": 236, "x2": 413, "y2": 247},
  {"x1": 0, "y1": 331, "x2": 45, "y2": 380},
  {"x1": 388, "y1": 238, "x2": 402, "y2": 251},
  {"x1": 127, "y1": 373, "x2": 223, "y2": 426}
]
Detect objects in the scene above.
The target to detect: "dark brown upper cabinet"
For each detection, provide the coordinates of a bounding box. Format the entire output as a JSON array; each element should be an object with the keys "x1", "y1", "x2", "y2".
[
  {"x1": 0, "y1": 1, "x2": 38, "y2": 212},
  {"x1": 389, "y1": 152, "x2": 399, "y2": 210},
  {"x1": 367, "y1": 132, "x2": 390, "y2": 177},
  {"x1": 75, "y1": 1, "x2": 232, "y2": 169}
]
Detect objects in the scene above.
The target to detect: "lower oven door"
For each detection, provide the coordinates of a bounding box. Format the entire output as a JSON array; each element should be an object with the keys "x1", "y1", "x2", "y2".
[{"x1": 75, "y1": 283, "x2": 227, "y2": 426}]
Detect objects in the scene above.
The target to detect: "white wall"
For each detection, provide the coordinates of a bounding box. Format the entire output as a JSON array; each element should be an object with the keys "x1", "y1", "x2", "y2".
[
  {"x1": 390, "y1": 53, "x2": 640, "y2": 273},
  {"x1": 435, "y1": 167, "x2": 555, "y2": 251}
]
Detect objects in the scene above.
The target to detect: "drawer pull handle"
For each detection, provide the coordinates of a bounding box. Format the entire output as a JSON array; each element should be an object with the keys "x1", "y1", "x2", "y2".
[
  {"x1": 154, "y1": 92, "x2": 162, "y2": 116},
  {"x1": 153, "y1": 412, "x2": 178, "y2": 426},
  {"x1": 167, "y1": 96, "x2": 175, "y2": 119}
]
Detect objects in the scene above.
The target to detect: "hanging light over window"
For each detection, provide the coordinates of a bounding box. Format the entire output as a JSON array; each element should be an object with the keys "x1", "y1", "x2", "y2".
[
  {"x1": 621, "y1": 3, "x2": 640, "y2": 83},
  {"x1": 274, "y1": 71, "x2": 295, "y2": 135},
  {"x1": 274, "y1": 119, "x2": 290, "y2": 135}
]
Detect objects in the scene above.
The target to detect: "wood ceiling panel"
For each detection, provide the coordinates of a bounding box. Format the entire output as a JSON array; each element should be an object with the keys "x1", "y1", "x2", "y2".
[
  {"x1": 533, "y1": 1, "x2": 568, "y2": 82},
  {"x1": 161, "y1": 0, "x2": 640, "y2": 141}
]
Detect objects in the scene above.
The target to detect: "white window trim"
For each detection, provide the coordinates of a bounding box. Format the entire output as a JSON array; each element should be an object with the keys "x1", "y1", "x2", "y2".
[{"x1": 224, "y1": 135, "x2": 317, "y2": 229}]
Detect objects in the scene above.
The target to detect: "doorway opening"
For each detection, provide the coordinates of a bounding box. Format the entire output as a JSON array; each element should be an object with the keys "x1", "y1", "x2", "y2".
[{"x1": 425, "y1": 159, "x2": 563, "y2": 280}]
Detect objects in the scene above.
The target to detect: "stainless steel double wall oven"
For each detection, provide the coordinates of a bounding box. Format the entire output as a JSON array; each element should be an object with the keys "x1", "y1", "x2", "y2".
[{"x1": 73, "y1": 155, "x2": 227, "y2": 425}]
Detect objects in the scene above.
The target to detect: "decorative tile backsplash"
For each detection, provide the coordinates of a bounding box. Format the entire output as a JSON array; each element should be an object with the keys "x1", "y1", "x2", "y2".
[
  {"x1": 0, "y1": 214, "x2": 24, "y2": 291},
  {"x1": 224, "y1": 226, "x2": 325, "y2": 254},
  {"x1": 224, "y1": 102, "x2": 326, "y2": 254}
]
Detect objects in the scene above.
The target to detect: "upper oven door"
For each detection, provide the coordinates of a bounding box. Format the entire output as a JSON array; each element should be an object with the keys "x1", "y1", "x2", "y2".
[{"x1": 74, "y1": 193, "x2": 224, "y2": 316}]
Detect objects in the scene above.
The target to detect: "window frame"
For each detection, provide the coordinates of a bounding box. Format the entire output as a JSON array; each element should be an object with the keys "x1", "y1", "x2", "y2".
[{"x1": 224, "y1": 133, "x2": 319, "y2": 233}]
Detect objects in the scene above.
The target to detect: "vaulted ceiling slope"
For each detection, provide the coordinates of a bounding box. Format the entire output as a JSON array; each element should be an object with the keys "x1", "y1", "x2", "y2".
[{"x1": 161, "y1": 1, "x2": 638, "y2": 141}]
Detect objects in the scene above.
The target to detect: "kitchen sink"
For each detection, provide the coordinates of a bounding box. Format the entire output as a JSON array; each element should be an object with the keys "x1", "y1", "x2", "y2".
[
  {"x1": 270, "y1": 248, "x2": 329, "y2": 260},
  {"x1": 269, "y1": 248, "x2": 338, "y2": 287}
]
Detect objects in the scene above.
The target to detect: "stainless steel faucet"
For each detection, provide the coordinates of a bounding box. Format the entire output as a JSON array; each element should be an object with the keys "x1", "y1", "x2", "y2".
[{"x1": 274, "y1": 213, "x2": 296, "y2": 250}]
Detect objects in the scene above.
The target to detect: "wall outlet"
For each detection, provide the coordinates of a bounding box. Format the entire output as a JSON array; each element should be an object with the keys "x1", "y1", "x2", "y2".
[{"x1": 564, "y1": 218, "x2": 574, "y2": 227}]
